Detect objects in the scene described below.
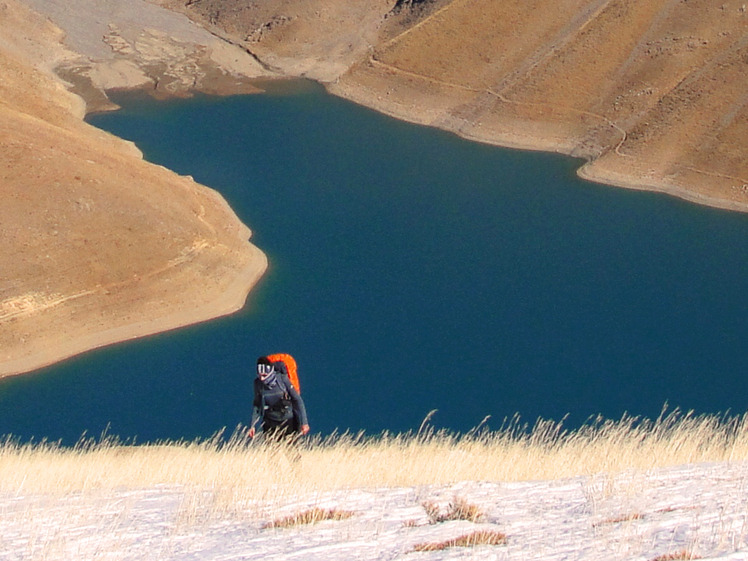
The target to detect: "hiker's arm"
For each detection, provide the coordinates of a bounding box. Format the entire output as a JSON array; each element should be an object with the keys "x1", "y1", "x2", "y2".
[
  {"x1": 249, "y1": 380, "x2": 262, "y2": 437},
  {"x1": 248, "y1": 407, "x2": 262, "y2": 438},
  {"x1": 288, "y1": 385, "x2": 309, "y2": 432}
]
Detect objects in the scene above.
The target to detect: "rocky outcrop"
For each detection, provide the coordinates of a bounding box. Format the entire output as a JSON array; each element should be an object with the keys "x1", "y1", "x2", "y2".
[
  {"x1": 390, "y1": 0, "x2": 440, "y2": 18},
  {"x1": 157, "y1": 0, "x2": 394, "y2": 82},
  {"x1": 23, "y1": 0, "x2": 274, "y2": 112},
  {"x1": 391, "y1": 0, "x2": 435, "y2": 13}
]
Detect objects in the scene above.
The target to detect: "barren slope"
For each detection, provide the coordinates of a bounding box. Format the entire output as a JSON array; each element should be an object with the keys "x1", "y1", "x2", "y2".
[
  {"x1": 169, "y1": 0, "x2": 748, "y2": 212},
  {"x1": 0, "y1": 0, "x2": 267, "y2": 377},
  {"x1": 153, "y1": 0, "x2": 394, "y2": 82}
]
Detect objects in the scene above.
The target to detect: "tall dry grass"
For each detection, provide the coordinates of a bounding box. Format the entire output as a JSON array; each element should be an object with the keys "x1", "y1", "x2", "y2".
[{"x1": 2, "y1": 409, "x2": 748, "y2": 501}]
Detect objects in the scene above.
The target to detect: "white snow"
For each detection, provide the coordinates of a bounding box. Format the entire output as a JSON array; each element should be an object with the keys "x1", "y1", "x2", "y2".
[{"x1": 2, "y1": 462, "x2": 748, "y2": 560}]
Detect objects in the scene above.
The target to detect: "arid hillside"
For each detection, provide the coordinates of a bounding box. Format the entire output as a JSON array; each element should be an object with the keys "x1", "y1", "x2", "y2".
[
  {"x1": 165, "y1": 0, "x2": 748, "y2": 211},
  {"x1": 1, "y1": 0, "x2": 745, "y2": 377},
  {"x1": 0, "y1": 0, "x2": 267, "y2": 377}
]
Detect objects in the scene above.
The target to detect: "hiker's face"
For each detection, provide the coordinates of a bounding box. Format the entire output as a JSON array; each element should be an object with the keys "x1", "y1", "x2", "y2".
[{"x1": 257, "y1": 363, "x2": 274, "y2": 380}]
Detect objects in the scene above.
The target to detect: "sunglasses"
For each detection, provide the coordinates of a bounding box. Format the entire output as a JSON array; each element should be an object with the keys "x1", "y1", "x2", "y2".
[{"x1": 257, "y1": 363, "x2": 274, "y2": 377}]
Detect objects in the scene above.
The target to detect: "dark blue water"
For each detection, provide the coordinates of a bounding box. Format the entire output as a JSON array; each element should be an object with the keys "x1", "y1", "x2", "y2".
[{"x1": 2, "y1": 80, "x2": 747, "y2": 444}]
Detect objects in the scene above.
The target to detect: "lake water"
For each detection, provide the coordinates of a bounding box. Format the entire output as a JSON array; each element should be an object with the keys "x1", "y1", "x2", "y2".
[{"x1": 2, "y1": 80, "x2": 747, "y2": 444}]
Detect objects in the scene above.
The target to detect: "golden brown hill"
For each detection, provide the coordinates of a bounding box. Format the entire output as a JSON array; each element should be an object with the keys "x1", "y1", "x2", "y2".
[
  {"x1": 0, "y1": 0, "x2": 267, "y2": 377},
  {"x1": 167, "y1": 0, "x2": 748, "y2": 212}
]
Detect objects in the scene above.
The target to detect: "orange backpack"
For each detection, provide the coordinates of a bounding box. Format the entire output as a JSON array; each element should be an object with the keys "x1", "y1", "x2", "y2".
[{"x1": 267, "y1": 353, "x2": 300, "y2": 394}]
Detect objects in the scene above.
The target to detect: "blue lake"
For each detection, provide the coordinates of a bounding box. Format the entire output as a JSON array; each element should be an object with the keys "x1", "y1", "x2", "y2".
[{"x1": 1, "y1": 80, "x2": 747, "y2": 444}]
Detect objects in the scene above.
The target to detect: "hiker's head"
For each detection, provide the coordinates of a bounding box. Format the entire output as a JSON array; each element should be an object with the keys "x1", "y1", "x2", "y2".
[{"x1": 256, "y1": 356, "x2": 274, "y2": 380}]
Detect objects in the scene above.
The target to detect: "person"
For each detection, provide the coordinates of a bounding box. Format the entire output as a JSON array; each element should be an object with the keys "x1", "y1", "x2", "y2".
[{"x1": 248, "y1": 356, "x2": 310, "y2": 440}]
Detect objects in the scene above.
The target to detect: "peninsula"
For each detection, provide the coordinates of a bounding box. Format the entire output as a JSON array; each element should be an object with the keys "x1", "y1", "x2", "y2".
[
  {"x1": 0, "y1": 0, "x2": 270, "y2": 377},
  {"x1": 1, "y1": 0, "x2": 746, "y2": 377}
]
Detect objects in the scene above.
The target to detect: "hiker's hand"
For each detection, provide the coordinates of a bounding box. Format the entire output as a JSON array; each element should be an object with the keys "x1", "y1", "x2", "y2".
[
  {"x1": 300, "y1": 424, "x2": 310, "y2": 435},
  {"x1": 248, "y1": 427, "x2": 256, "y2": 439}
]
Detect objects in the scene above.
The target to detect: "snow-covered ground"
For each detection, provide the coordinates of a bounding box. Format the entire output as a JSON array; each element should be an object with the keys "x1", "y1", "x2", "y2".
[{"x1": 2, "y1": 462, "x2": 748, "y2": 560}]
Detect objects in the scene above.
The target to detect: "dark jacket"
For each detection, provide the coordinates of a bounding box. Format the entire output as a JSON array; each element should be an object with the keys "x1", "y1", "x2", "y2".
[{"x1": 250, "y1": 370, "x2": 308, "y2": 432}]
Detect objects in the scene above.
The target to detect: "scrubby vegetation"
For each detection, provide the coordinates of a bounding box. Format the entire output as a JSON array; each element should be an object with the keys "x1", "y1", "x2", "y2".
[
  {"x1": 411, "y1": 530, "x2": 508, "y2": 552},
  {"x1": 2, "y1": 409, "x2": 748, "y2": 499},
  {"x1": 650, "y1": 551, "x2": 701, "y2": 561},
  {"x1": 422, "y1": 496, "x2": 485, "y2": 524},
  {"x1": 262, "y1": 508, "x2": 355, "y2": 529}
]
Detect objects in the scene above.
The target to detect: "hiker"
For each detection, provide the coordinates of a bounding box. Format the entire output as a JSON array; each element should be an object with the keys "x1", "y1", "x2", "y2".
[{"x1": 248, "y1": 355, "x2": 310, "y2": 440}]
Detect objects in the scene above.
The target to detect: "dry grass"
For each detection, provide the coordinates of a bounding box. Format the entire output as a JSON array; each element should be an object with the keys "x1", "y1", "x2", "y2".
[
  {"x1": 650, "y1": 551, "x2": 701, "y2": 561},
  {"x1": 3, "y1": 410, "x2": 748, "y2": 501},
  {"x1": 411, "y1": 530, "x2": 508, "y2": 551},
  {"x1": 422, "y1": 497, "x2": 484, "y2": 524},
  {"x1": 592, "y1": 512, "x2": 643, "y2": 527},
  {"x1": 262, "y1": 508, "x2": 355, "y2": 529}
]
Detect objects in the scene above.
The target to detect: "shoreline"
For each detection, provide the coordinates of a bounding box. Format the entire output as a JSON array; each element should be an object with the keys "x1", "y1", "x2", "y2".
[
  {"x1": 0, "y1": 225, "x2": 268, "y2": 382},
  {"x1": 326, "y1": 73, "x2": 748, "y2": 216},
  {"x1": 366, "y1": 99, "x2": 748, "y2": 215},
  {"x1": 577, "y1": 165, "x2": 748, "y2": 215},
  {"x1": 86, "y1": 76, "x2": 748, "y2": 217},
  {"x1": 0, "y1": 0, "x2": 270, "y2": 379}
]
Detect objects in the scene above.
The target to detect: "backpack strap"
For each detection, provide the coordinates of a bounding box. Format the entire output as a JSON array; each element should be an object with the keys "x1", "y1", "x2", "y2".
[
  {"x1": 270, "y1": 360, "x2": 291, "y2": 397},
  {"x1": 277, "y1": 371, "x2": 292, "y2": 399}
]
